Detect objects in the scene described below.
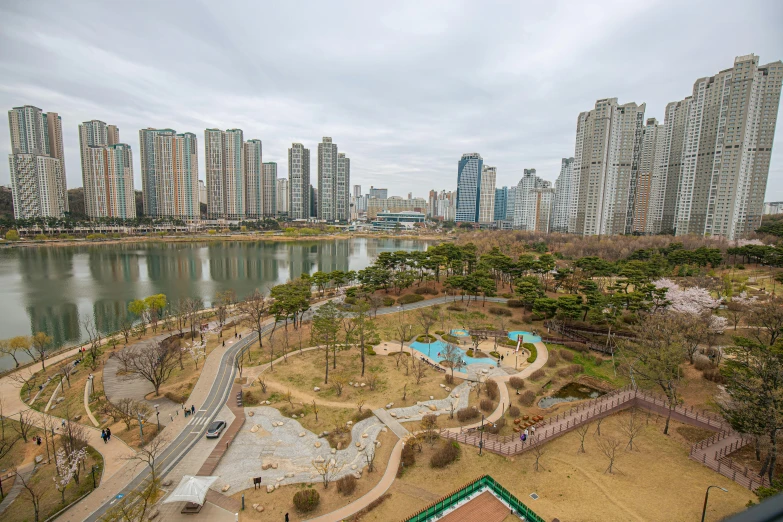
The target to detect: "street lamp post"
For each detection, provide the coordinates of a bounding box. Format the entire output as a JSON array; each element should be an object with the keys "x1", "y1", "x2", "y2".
[
  {"x1": 154, "y1": 404, "x2": 160, "y2": 433},
  {"x1": 701, "y1": 485, "x2": 728, "y2": 522},
  {"x1": 137, "y1": 412, "x2": 144, "y2": 441}
]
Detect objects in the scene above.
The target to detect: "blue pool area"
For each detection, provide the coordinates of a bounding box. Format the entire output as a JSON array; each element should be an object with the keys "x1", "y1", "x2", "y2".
[
  {"x1": 450, "y1": 329, "x2": 470, "y2": 337},
  {"x1": 409, "y1": 340, "x2": 490, "y2": 366},
  {"x1": 508, "y1": 330, "x2": 542, "y2": 343}
]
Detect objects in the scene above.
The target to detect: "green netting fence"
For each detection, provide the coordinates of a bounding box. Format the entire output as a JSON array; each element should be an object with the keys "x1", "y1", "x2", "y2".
[{"x1": 403, "y1": 474, "x2": 545, "y2": 522}]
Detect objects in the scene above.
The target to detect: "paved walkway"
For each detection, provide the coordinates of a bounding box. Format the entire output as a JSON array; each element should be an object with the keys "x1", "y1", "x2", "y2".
[
  {"x1": 0, "y1": 462, "x2": 34, "y2": 516},
  {"x1": 84, "y1": 377, "x2": 100, "y2": 427},
  {"x1": 373, "y1": 408, "x2": 410, "y2": 439}
]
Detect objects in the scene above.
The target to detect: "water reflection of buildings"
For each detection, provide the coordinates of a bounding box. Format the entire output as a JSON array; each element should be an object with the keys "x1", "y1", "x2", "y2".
[
  {"x1": 88, "y1": 249, "x2": 140, "y2": 283},
  {"x1": 27, "y1": 302, "x2": 80, "y2": 347},
  {"x1": 93, "y1": 299, "x2": 131, "y2": 337},
  {"x1": 147, "y1": 244, "x2": 203, "y2": 282}
]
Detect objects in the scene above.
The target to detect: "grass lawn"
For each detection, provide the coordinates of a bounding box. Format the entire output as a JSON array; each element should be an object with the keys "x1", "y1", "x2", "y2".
[
  {"x1": 232, "y1": 429, "x2": 398, "y2": 521},
  {"x1": 364, "y1": 411, "x2": 754, "y2": 522},
  {"x1": 2, "y1": 440, "x2": 103, "y2": 522}
]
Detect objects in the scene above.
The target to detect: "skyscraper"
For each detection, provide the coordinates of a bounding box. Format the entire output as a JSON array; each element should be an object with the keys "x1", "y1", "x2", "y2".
[
  {"x1": 572, "y1": 99, "x2": 646, "y2": 236},
  {"x1": 205, "y1": 128, "x2": 245, "y2": 220},
  {"x1": 369, "y1": 186, "x2": 388, "y2": 200},
  {"x1": 674, "y1": 54, "x2": 782, "y2": 239},
  {"x1": 631, "y1": 118, "x2": 666, "y2": 234},
  {"x1": 353, "y1": 185, "x2": 362, "y2": 198},
  {"x1": 79, "y1": 120, "x2": 122, "y2": 219},
  {"x1": 512, "y1": 169, "x2": 551, "y2": 230},
  {"x1": 336, "y1": 152, "x2": 350, "y2": 222},
  {"x1": 263, "y1": 162, "x2": 277, "y2": 217},
  {"x1": 479, "y1": 165, "x2": 496, "y2": 223},
  {"x1": 455, "y1": 153, "x2": 483, "y2": 223},
  {"x1": 8, "y1": 105, "x2": 68, "y2": 218},
  {"x1": 83, "y1": 143, "x2": 136, "y2": 219},
  {"x1": 551, "y1": 158, "x2": 575, "y2": 232},
  {"x1": 659, "y1": 98, "x2": 691, "y2": 234},
  {"x1": 288, "y1": 143, "x2": 310, "y2": 220},
  {"x1": 276, "y1": 177, "x2": 289, "y2": 215},
  {"x1": 138, "y1": 128, "x2": 200, "y2": 220},
  {"x1": 317, "y1": 137, "x2": 338, "y2": 221},
  {"x1": 244, "y1": 139, "x2": 263, "y2": 218},
  {"x1": 493, "y1": 187, "x2": 508, "y2": 222}
]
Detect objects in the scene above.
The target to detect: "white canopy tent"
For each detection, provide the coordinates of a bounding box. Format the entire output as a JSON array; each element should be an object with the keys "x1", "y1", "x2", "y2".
[{"x1": 162, "y1": 475, "x2": 218, "y2": 506}]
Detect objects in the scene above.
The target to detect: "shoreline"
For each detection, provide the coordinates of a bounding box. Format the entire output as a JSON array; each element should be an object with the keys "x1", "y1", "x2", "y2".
[{"x1": 0, "y1": 232, "x2": 445, "y2": 249}]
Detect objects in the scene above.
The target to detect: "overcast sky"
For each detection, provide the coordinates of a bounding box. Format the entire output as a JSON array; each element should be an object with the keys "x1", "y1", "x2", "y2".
[{"x1": 1, "y1": 0, "x2": 782, "y2": 200}]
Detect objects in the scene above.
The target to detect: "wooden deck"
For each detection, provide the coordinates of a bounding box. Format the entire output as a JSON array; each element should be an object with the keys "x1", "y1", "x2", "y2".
[{"x1": 196, "y1": 382, "x2": 246, "y2": 476}]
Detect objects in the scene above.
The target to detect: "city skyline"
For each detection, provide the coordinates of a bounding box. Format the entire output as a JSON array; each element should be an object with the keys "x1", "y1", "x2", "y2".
[{"x1": 1, "y1": 2, "x2": 781, "y2": 201}]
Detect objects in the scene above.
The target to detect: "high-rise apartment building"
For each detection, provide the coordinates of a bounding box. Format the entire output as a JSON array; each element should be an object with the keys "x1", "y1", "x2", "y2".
[
  {"x1": 505, "y1": 186, "x2": 517, "y2": 222},
  {"x1": 8, "y1": 105, "x2": 68, "y2": 218},
  {"x1": 353, "y1": 185, "x2": 362, "y2": 198},
  {"x1": 551, "y1": 158, "x2": 575, "y2": 232},
  {"x1": 479, "y1": 165, "x2": 496, "y2": 223},
  {"x1": 512, "y1": 169, "x2": 551, "y2": 230},
  {"x1": 276, "y1": 177, "x2": 289, "y2": 215},
  {"x1": 244, "y1": 139, "x2": 263, "y2": 218},
  {"x1": 262, "y1": 162, "x2": 277, "y2": 217},
  {"x1": 79, "y1": 120, "x2": 124, "y2": 219},
  {"x1": 659, "y1": 98, "x2": 691, "y2": 234},
  {"x1": 367, "y1": 196, "x2": 427, "y2": 219},
  {"x1": 205, "y1": 128, "x2": 244, "y2": 220},
  {"x1": 673, "y1": 55, "x2": 782, "y2": 239},
  {"x1": 494, "y1": 187, "x2": 508, "y2": 221},
  {"x1": 336, "y1": 152, "x2": 350, "y2": 221},
  {"x1": 198, "y1": 180, "x2": 207, "y2": 205},
  {"x1": 317, "y1": 137, "x2": 337, "y2": 221},
  {"x1": 288, "y1": 143, "x2": 310, "y2": 220},
  {"x1": 138, "y1": 128, "x2": 200, "y2": 220},
  {"x1": 533, "y1": 187, "x2": 555, "y2": 233},
  {"x1": 455, "y1": 153, "x2": 483, "y2": 223},
  {"x1": 369, "y1": 186, "x2": 388, "y2": 200},
  {"x1": 631, "y1": 118, "x2": 667, "y2": 234},
  {"x1": 572, "y1": 99, "x2": 646, "y2": 236}
]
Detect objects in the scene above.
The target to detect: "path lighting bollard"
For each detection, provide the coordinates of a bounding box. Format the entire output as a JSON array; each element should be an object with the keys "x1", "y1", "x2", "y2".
[{"x1": 701, "y1": 485, "x2": 728, "y2": 522}]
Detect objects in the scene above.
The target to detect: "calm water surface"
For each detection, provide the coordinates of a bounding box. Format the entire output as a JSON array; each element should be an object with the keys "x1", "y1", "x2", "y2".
[{"x1": 0, "y1": 238, "x2": 429, "y2": 370}]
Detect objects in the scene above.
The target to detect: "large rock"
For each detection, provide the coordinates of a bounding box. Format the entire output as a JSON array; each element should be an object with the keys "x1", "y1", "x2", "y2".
[
  {"x1": 315, "y1": 455, "x2": 325, "y2": 463},
  {"x1": 386, "y1": 403, "x2": 394, "y2": 409},
  {"x1": 221, "y1": 484, "x2": 230, "y2": 492},
  {"x1": 362, "y1": 433, "x2": 368, "y2": 438},
  {"x1": 255, "y1": 505, "x2": 265, "y2": 512},
  {"x1": 251, "y1": 425, "x2": 260, "y2": 433},
  {"x1": 428, "y1": 404, "x2": 437, "y2": 411},
  {"x1": 35, "y1": 455, "x2": 43, "y2": 464},
  {"x1": 267, "y1": 485, "x2": 275, "y2": 493},
  {"x1": 314, "y1": 441, "x2": 322, "y2": 448},
  {"x1": 389, "y1": 412, "x2": 397, "y2": 418},
  {"x1": 248, "y1": 411, "x2": 255, "y2": 417},
  {"x1": 313, "y1": 387, "x2": 320, "y2": 392},
  {"x1": 299, "y1": 432, "x2": 306, "y2": 437},
  {"x1": 272, "y1": 463, "x2": 278, "y2": 469},
  {"x1": 262, "y1": 463, "x2": 272, "y2": 470}
]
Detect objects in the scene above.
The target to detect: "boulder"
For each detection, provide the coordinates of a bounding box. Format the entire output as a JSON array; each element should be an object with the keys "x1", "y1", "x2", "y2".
[
  {"x1": 376, "y1": 441, "x2": 381, "y2": 447},
  {"x1": 255, "y1": 505, "x2": 265, "y2": 513},
  {"x1": 346, "y1": 421, "x2": 353, "y2": 426},
  {"x1": 455, "y1": 393, "x2": 460, "y2": 398},
  {"x1": 353, "y1": 471, "x2": 362, "y2": 479},
  {"x1": 276, "y1": 477, "x2": 284, "y2": 482},
  {"x1": 299, "y1": 432, "x2": 306, "y2": 437},
  {"x1": 429, "y1": 396, "x2": 434, "y2": 400},
  {"x1": 73, "y1": 415, "x2": 82, "y2": 421},
  {"x1": 314, "y1": 455, "x2": 325, "y2": 463},
  {"x1": 35, "y1": 455, "x2": 43, "y2": 464},
  {"x1": 389, "y1": 412, "x2": 397, "y2": 418},
  {"x1": 336, "y1": 442, "x2": 343, "y2": 450},
  {"x1": 262, "y1": 463, "x2": 272, "y2": 470},
  {"x1": 292, "y1": 414, "x2": 297, "y2": 418},
  {"x1": 56, "y1": 397, "x2": 65, "y2": 403},
  {"x1": 314, "y1": 441, "x2": 322, "y2": 448},
  {"x1": 274, "y1": 483, "x2": 280, "y2": 490},
  {"x1": 445, "y1": 387, "x2": 451, "y2": 392},
  {"x1": 428, "y1": 404, "x2": 437, "y2": 411},
  {"x1": 382, "y1": 427, "x2": 388, "y2": 433},
  {"x1": 221, "y1": 484, "x2": 230, "y2": 492},
  {"x1": 266, "y1": 485, "x2": 275, "y2": 493},
  {"x1": 439, "y1": 384, "x2": 445, "y2": 388},
  {"x1": 272, "y1": 463, "x2": 278, "y2": 469},
  {"x1": 162, "y1": 478, "x2": 173, "y2": 487},
  {"x1": 251, "y1": 425, "x2": 260, "y2": 433},
  {"x1": 248, "y1": 411, "x2": 255, "y2": 417},
  {"x1": 349, "y1": 382, "x2": 354, "y2": 386},
  {"x1": 361, "y1": 433, "x2": 368, "y2": 438},
  {"x1": 360, "y1": 383, "x2": 366, "y2": 387},
  {"x1": 355, "y1": 442, "x2": 361, "y2": 447},
  {"x1": 265, "y1": 400, "x2": 271, "y2": 405},
  {"x1": 313, "y1": 387, "x2": 320, "y2": 392},
  {"x1": 331, "y1": 448, "x2": 336, "y2": 454},
  {"x1": 385, "y1": 403, "x2": 394, "y2": 409}
]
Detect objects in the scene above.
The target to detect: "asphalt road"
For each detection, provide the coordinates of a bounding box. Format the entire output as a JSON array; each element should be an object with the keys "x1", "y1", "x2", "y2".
[{"x1": 84, "y1": 295, "x2": 507, "y2": 520}]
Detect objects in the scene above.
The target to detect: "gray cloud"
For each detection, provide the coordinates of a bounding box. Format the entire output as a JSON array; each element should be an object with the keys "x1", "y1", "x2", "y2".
[{"x1": 1, "y1": 0, "x2": 782, "y2": 199}]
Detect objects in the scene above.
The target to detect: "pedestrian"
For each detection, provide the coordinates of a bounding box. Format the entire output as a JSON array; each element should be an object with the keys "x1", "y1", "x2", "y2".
[
  {"x1": 524, "y1": 428, "x2": 529, "y2": 438},
  {"x1": 61, "y1": 419, "x2": 66, "y2": 429},
  {"x1": 191, "y1": 404, "x2": 195, "y2": 415},
  {"x1": 531, "y1": 425, "x2": 536, "y2": 436},
  {"x1": 501, "y1": 355, "x2": 504, "y2": 361},
  {"x1": 223, "y1": 340, "x2": 225, "y2": 347},
  {"x1": 522, "y1": 433, "x2": 527, "y2": 442},
  {"x1": 36, "y1": 436, "x2": 42, "y2": 446},
  {"x1": 239, "y1": 333, "x2": 241, "y2": 339},
  {"x1": 285, "y1": 513, "x2": 289, "y2": 522},
  {"x1": 234, "y1": 332, "x2": 237, "y2": 339},
  {"x1": 106, "y1": 427, "x2": 111, "y2": 441},
  {"x1": 101, "y1": 429, "x2": 107, "y2": 444}
]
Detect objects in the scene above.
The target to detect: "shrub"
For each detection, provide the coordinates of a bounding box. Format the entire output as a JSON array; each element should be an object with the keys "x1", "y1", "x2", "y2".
[
  {"x1": 693, "y1": 354, "x2": 713, "y2": 371},
  {"x1": 346, "y1": 287, "x2": 358, "y2": 298},
  {"x1": 466, "y1": 349, "x2": 474, "y2": 357},
  {"x1": 343, "y1": 296, "x2": 357, "y2": 305},
  {"x1": 446, "y1": 304, "x2": 463, "y2": 311},
  {"x1": 703, "y1": 368, "x2": 724, "y2": 383},
  {"x1": 293, "y1": 489, "x2": 321, "y2": 512},
  {"x1": 366, "y1": 347, "x2": 377, "y2": 356},
  {"x1": 456, "y1": 407, "x2": 480, "y2": 422},
  {"x1": 415, "y1": 286, "x2": 438, "y2": 295},
  {"x1": 353, "y1": 409, "x2": 374, "y2": 423},
  {"x1": 487, "y1": 417, "x2": 506, "y2": 434},
  {"x1": 399, "y1": 294, "x2": 424, "y2": 305},
  {"x1": 507, "y1": 299, "x2": 524, "y2": 308},
  {"x1": 416, "y1": 334, "x2": 436, "y2": 343},
  {"x1": 480, "y1": 398, "x2": 495, "y2": 412},
  {"x1": 336, "y1": 474, "x2": 357, "y2": 495},
  {"x1": 546, "y1": 350, "x2": 559, "y2": 367},
  {"x1": 434, "y1": 330, "x2": 445, "y2": 335},
  {"x1": 488, "y1": 306, "x2": 512, "y2": 316},
  {"x1": 382, "y1": 296, "x2": 395, "y2": 307},
  {"x1": 489, "y1": 351, "x2": 500, "y2": 358},
  {"x1": 529, "y1": 369, "x2": 546, "y2": 380},
  {"x1": 4, "y1": 230, "x2": 20, "y2": 241},
  {"x1": 519, "y1": 390, "x2": 536, "y2": 407},
  {"x1": 500, "y1": 293, "x2": 514, "y2": 299},
  {"x1": 508, "y1": 405, "x2": 521, "y2": 418},
  {"x1": 509, "y1": 376, "x2": 525, "y2": 391},
  {"x1": 569, "y1": 343, "x2": 589, "y2": 353},
  {"x1": 400, "y1": 442, "x2": 417, "y2": 468},
  {"x1": 442, "y1": 334, "x2": 460, "y2": 344},
  {"x1": 557, "y1": 364, "x2": 583, "y2": 377},
  {"x1": 525, "y1": 343, "x2": 537, "y2": 363},
  {"x1": 430, "y1": 441, "x2": 460, "y2": 468},
  {"x1": 485, "y1": 379, "x2": 499, "y2": 400},
  {"x1": 559, "y1": 349, "x2": 575, "y2": 361}
]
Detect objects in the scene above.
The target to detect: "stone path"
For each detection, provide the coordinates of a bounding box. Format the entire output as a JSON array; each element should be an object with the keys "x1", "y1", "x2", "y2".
[
  {"x1": 384, "y1": 381, "x2": 472, "y2": 424},
  {"x1": 0, "y1": 463, "x2": 34, "y2": 516},
  {"x1": 372, "y1": 408, "x2": 410, "y2": 439},
  {"x1": 212, "y1": 407, "x2": 387, "y2": 492}
]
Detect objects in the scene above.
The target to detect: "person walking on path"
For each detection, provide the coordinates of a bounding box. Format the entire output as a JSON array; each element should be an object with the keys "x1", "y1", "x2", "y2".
[
  {"x1": 101, "y1": 429, "x2": 107, "y2": 444},
  {"x1": 191, "y1": 404, "x2": 195, "y2": 415},
  {"x1": 106, "y1": 427, "x2": 111, "y2": 441}
]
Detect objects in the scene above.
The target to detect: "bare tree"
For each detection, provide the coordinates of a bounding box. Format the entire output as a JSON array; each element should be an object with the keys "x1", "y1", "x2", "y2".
[
  {"x1": 100, "y1": 477, "x2": 159, "y2": 522},
  {"x1": 123, "y1": 435, "x2": 168, "y2": 484},
  {"x1": 0, "y1": 430, "x2": 20, "y2": 462},
  {"x1": 115, "y1": 341, "x2": 178, "y2": 396},
  {"x1": 16, "y1": 468, "x2": 43, "y2": 522},
  {"x1": 57, "y1": 361, "x2": 75, "y2": 389},
  {"x1": 531, "y1": 436, "x2": 545, "y2": 471},
  {"x1": 595, "y1": 416, "x2": 605, "y2": 436},
  {"x1": 312, "y1": 400, "x2": 319, "y2": 422},
  {"x1": 257, "y1": 375, "x2": 267, "y2": 394},
  {"x1": 235, "y1": 348, "x2": 245, "y2": 379},
  {"x1": 363, "y1": 445, "x2": 376, "y2": 472},
  {"x1": 238, "y1": 289, "x2": 269, "y2": 351},
  {"x1": 420, "y1": 414, "x2": 438, "y2": 446},
  {"x1": 356, "y1": 397, "x2": 366, "y2": 414},
  {"x1": 14, "y1": 409, "x2": 35, "y2": 443},
  {"x1": 11, "y1": 370, "x2": 38, "y2": 402},
  {"x1": 412, "y1": 357, "x2": 428, "y2": 385},
  {"x1": 365, "y1": 370, "x2": 380, "y2": 391},
  {"x1": 596, "y1": 436, "x2": 621, "y2": 473},
  {"x1": 118, "y1": 315, "x2": 133, "y2": 345},
  {"x1": 416, "y1": 308, "x2": 438, "y2": 352},
  {"x1": 81, "y1": 317, "x2": 103, "y2": 370},
  {"x1": 112, "y1": 398, "x2": 152, "y2": 431},
  {"x1": 25, "y1": 332, "x2": 53, "y2": 371},
  {"x1": 311, "y1": 458, "x2": 345, "y2": 489},
  {"x1": 576, "y1": 424, "x2": 589, "y2": 453},
  {"x1": 332, "y1": 375, "x2": 347, "y2": 396},
  {"x1": 441, "y1": 343, "x2": 465, "y2": 384},
  {"x1": 620, "y1": 409, "x2": 644, "y2": 451}
]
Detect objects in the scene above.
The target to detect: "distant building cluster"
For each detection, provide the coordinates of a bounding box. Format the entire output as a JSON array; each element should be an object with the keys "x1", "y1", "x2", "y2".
[{"x1": 7, "y1": 55, "x2": 781, "y2": 235}]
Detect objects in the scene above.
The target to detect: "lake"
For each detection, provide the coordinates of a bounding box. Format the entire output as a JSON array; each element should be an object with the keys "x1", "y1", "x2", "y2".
[{"x1": 0, "y1": 238, "x2": 430, "y2": 370}]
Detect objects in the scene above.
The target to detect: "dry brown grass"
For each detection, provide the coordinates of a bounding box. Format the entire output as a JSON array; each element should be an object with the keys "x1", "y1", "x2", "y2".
[{"x1": 365, "y1": 412, "x2": 754, "y2": 522}]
